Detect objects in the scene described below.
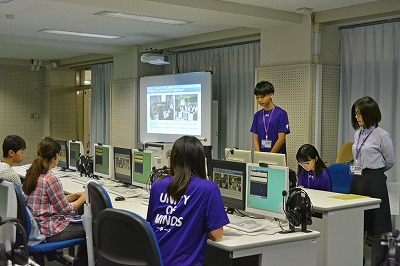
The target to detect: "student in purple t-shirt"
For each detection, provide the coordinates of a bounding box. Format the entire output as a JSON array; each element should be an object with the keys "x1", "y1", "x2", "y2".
[
  {"x1": 250, "y1": 81, "x2": 290, "y2": 154},
  {"x1": 296, "y1": 144, "x2": 332, "y2": 191},
  {"x1": 147, "y1": 136, "x2": 229, "y2": 266}
]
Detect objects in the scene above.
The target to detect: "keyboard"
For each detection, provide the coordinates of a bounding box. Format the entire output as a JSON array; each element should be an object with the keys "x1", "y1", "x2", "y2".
[
  {"x1": 71, "y1": 176, "x2": 94, "y2": 184},
  {"x1": 107, "y1": 186, "x2": 143, "y2": 198},
  {"x1": 52, "y1": 170, "x2": 74, "y2": 178},
  {"x1": 226, "y1": 214, "x2": 266, "y2": 233}
]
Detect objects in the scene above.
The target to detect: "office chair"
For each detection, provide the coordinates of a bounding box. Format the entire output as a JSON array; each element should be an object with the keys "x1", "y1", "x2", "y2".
[
  {"x1": 328, "y1": 163, "x2": 353, "y2": 194},
  {"x1": 335, "y1": 142, "x2": 354, "y2": 163},
  {"x1": 12, "y1": 183, "x2": 86, "y2": 265},
  {"x1": 95, "y1": 208, "x2": 163, "y2": 266},
  {"x1": 83, "y1": 180, "x2": 113, "y2": 266},
  {"x1": 288, "y1": 169, "x2": 297, "y2": 189}
]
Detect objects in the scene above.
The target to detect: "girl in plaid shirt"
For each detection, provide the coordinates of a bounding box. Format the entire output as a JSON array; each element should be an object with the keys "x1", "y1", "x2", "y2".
[{"x1": 23, "y1": 137, "x2": 87, "y2": 264}]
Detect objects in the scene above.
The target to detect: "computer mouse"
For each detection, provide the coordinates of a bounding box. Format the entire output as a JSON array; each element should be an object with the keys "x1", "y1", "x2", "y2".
[{"x1": 115, "y1": 196, "x2": 125, "y2": 201}]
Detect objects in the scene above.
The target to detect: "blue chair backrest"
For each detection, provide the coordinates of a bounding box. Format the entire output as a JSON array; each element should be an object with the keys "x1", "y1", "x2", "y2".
[{"x1": 328, "y1": 163, "x2": 353, "y2": 194}]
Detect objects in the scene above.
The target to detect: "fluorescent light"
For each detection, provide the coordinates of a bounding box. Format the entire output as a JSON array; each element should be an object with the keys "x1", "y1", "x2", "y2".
[
  {"x1": 95, "y1": 11, "x2": 192, "y2": 25},
  {"x1": 39, "y1": 29, "x2": 122, "y2": 39}
]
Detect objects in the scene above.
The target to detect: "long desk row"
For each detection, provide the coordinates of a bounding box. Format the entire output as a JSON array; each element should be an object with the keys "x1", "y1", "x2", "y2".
[
  {"x1": 14, "y1": 166, "x2": 380, "y2": 265},
  {"x1": 60, "y1": 177, "x2": 320, "y2": 266}
]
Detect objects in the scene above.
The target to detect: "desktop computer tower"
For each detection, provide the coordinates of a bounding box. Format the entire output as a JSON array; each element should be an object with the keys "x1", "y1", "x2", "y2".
[{"x1": 145, "y1": 142, "x2": 173, "y2": 169}]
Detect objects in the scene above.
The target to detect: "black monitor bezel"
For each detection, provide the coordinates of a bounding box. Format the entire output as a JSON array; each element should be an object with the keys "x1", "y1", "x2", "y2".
[
  {"x1": 113, "y1": 147, "x2": 133, "y2": 185},
  {"x1": 210, "y1": 159, "x2": 247, "y2": 211},
  {"x1": 56, "y1": 139, "x2": 69, "y2": 170}
]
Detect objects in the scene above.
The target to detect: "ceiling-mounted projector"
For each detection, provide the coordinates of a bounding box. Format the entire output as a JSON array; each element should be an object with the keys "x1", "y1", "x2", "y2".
[{"x1": 141, "y1": 53, "x2": 170, "y2": 65}]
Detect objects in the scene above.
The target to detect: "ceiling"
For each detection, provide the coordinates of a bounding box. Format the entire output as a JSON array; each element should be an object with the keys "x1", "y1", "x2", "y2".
[{"x1": 0, "y1": 0, "x2": 384, "y2": 62}]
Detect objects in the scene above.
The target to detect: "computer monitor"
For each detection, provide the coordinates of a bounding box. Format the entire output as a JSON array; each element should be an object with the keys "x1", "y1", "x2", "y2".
[
  {"x1": 211, "y1": 159, "x2": 247, "y2": 212},
  {"x1": 224, "y1": 148, "x2": 252, "y2": 163},
  {"x1": 245, "y1": 163, "x2": 289, "y2": 221},
  {"x1": 132, "y1": 150, "x2": 154, "y2": 188},
  {"x1": 253, "y1": 151, "x2": 286, "y2": 166},
  {"x1": 56, "y1": 139, "x2": 69, "y2": 170},
  {"x1": 93, "y1": 144, "x2": 113, "y2": 179},
  {"x1": 68, "y1": 140, "x2": 84, "y2": 171},
  {"x1": 113, "y1": 147, "x2": 133, "y2": 185}
]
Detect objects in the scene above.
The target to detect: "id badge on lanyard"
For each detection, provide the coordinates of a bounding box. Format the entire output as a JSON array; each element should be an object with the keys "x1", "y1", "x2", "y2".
[
  {"x1": 350, "y1": 127, "x2": 376, "y2": 176},
  {"x1": 261, "y1": 137, "x2": 272, "y2": 148},
  {"x1": 262, "y1": 108, "x2": 275, "y2": 149},
  {"x1": 350, "y1": 159, "x2": 362, "y2": 175}
]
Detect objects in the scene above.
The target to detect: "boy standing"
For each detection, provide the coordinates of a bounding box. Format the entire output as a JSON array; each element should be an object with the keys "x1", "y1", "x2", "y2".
[
  {"x1": 0, "y1": 135, "x2": 26, "y2": 187},
  {"x1": 250, "y1": 81, "x2": 290, "y2": 154}
]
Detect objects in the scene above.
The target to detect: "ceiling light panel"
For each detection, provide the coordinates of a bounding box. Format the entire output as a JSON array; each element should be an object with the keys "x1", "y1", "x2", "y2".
[
  {"x1": 95, "y1": 11, "x2": 192, "y2": 25},
  {"x1": 39, "y1": 29, "x2": 122, "y2": 39}
]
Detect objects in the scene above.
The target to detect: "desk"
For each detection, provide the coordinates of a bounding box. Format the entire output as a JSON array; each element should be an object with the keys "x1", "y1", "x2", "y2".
[
  {"x1": 61, "y1": 177, "x2": 319, "y2": 266},
  {"x1": 304, "y1": 188, "x2": 381, "y2": 266},
  {"x1": 14, "y1": 166, "x2": 319, "y2": 266}
]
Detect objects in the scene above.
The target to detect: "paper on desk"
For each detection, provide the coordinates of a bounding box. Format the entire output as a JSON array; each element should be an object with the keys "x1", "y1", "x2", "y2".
[
  {"x1": 329, "y1": 194, "x2": 369, "y2": 200},
  {"x1": 387, "y1": 182, "x2": 400, "y2": 215}
]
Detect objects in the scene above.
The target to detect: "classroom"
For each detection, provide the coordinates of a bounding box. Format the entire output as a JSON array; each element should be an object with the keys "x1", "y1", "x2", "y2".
[{"x1": 0, "y1": 1, "x2": 399, "y2": 265}]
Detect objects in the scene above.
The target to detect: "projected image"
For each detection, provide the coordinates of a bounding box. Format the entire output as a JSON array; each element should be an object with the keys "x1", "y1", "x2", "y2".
[
  {"x1": 150, "y1": 95, "x2": 175, "y2": 120},
  {"x1": 146, "y1": 84, "x2": 201, "y2": 135}
]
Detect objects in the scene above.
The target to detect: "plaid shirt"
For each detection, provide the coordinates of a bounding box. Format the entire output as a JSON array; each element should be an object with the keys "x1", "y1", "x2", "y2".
[{"x1": 25, "y1": 171, "x2": 77, "y2": 237}]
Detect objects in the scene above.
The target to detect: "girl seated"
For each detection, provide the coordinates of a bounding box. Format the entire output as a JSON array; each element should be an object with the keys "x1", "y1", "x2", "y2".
[
  {"x1": 296, "y1": 144, "x2": 332, "y2": 191},
  {"x1": 147, "y1": 136, "x2": 229, "y2": 265}
]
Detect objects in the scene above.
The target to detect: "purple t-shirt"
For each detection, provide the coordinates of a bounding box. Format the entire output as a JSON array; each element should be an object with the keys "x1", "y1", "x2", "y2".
[
  {"x1": 147, "y1": 176, "x2": 229, "y2": 266},
  {"x1": 250, "y1": 106, "x2": 290, "y2": 153},
  {"x1": 297, "y1": 168, "x2": 332, "y2": 191}
]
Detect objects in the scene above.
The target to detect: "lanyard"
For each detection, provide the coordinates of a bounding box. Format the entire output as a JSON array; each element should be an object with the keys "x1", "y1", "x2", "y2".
[
  {"x1": 355, "y1": 127, "x2": 376, "y2": 160},
  {"x1": 262, "y1": 107, "x2": 275, "y2": 138}
]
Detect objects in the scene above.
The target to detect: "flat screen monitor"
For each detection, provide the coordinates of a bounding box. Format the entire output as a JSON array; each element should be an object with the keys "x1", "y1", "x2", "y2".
[
  {"x1": 132, "y1": 150, "x2": 154, "y2": 188},
  {"x1": 211, "y1": 159, "x2": 247, "y2": 212},
  {"x1": 224, "y1": 148, "x2": 252, "y2": 163},
  {"x1": 93, "y1": 144, "x2": 113, "y2": 179},
  {"x1": 56, "y1": 139, "x2": 69, "y2": 170},
  {"x1": 253, "y1": 151, "x2": 286, "y2": 167},
  {"x1": 113, "y1": 147, "x2": 133, "y2": 185},
  {"x1": 139, "y1": 72, "x2": 212, "y2": 146},
  {"x1": 68, "y1": 140, "x2": 84, "y2": 171},
  {"x1": 245, "y1": 163, "x2": 289, "y2": 221}
]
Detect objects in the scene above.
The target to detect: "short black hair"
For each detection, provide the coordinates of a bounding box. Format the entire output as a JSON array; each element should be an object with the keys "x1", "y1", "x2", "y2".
[
  {"x1": 296, "y1": 144, "x2": 327, "y2": 177},
  {"x1": 254, "y1": 81, "x2": 275, "y2": 96},
  {"x1": 351, "y1": 96, "x2": 381, "y2": 129},
  {"x1": 3, "y1": 135, "x2": 26, "y2": 158}
]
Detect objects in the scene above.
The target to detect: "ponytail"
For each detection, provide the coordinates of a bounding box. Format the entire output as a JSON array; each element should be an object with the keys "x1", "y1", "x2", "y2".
[{"x1": 22, "y1": 137, "x2": 61, "y2": 195}]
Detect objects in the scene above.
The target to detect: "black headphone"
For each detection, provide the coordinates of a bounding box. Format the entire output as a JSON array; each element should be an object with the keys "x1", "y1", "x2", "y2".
[
  {"x1": 77, "y1": 154, "x2": 94, "y2": 177},
  {"x1": 0, "y1": 217, "x2": 28, "y2": 266},
  {"x1": 284, "y1": 188, "x2": 313, "y2": 228}
]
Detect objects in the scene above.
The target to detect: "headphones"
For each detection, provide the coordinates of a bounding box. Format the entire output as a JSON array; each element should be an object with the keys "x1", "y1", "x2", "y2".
[
  {"x1": 284, "y1": 188, "x2": 313, "y2": 229},
  {"x1": 0, "y1": 217, "x2": 28, "y2": 266},
  {"x1": 149, "y1": 166, "x2": 170, "y2": 184},
  {"x1": 77, "y1": 154, "x2": 94, "y2": 177}
]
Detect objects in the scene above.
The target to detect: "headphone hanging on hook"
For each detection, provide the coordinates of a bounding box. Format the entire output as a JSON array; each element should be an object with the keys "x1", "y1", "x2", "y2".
[
  {"x1": 283, "y1": 188, "x2": 313, "y2": 232},
  {"x1": 0, "y1": 217, "x2": 29, "y2": 266}
]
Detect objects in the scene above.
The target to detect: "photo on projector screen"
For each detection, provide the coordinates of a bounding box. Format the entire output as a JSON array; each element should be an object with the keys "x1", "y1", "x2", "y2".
[
  {"x1": 140, "y1": 72, "x2": 212, "y2": 145},
  {"x1": 147, "y1": 84, "x2": 201, "y2": 135}
]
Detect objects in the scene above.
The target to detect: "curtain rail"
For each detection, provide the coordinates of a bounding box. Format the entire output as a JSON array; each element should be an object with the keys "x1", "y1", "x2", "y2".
[{"x1": 339, "y1": 17, "x2": 400, "y2": 30}]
